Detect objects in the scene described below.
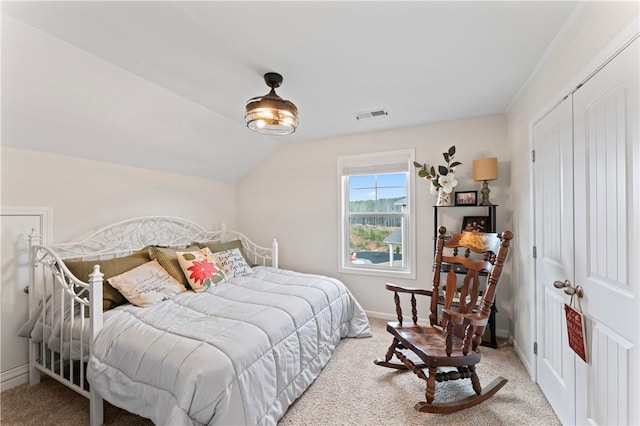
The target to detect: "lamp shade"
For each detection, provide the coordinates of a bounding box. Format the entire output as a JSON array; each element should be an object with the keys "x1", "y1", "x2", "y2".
[
  {"x1": 473, "y1": 157, "x2": 498, "y2": 182},
  {"x1": 245, "y1": 72, "x2": 298, "y2": 135}
]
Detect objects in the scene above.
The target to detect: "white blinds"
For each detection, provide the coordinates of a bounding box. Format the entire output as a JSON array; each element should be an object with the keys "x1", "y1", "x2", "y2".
[{"x1": 338, "y1": 150, "x2": 412, "y2": 175}]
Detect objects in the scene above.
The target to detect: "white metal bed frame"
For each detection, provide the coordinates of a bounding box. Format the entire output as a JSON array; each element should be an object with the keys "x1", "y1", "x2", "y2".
[{"x1": 27, "y1": 216, "x2": 278, "y2": 426}]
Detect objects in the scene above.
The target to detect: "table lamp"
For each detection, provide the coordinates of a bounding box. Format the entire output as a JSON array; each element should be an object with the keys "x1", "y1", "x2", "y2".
[{"x1": 473, "y1": 157, "x2": 498, "y2": 206}]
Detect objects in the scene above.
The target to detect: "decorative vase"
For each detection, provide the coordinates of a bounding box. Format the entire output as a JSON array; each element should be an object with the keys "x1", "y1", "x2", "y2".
[{"x1": 436, "y1": 189, "x2": 453, "y2": 206}]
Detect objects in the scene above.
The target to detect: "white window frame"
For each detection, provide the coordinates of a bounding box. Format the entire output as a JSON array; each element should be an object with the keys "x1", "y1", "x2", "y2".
[{"x1": 337, "y1": 149, "x2": 416, "y2": 279}]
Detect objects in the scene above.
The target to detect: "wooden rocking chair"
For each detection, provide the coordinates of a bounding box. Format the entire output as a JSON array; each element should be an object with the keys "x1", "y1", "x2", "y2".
[{"x1": 374, "y1": 226, "x2": 514, "y2": 413}]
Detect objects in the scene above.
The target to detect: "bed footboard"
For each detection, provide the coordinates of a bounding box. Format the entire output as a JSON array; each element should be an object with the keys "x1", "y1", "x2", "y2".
[{"x1": 28, "y1": 235, "x2": 104, "y2": 425}]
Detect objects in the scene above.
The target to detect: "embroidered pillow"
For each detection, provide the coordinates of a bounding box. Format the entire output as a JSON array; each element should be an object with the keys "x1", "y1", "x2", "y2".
[
  {"x1": 107, "y1": 260, "x2": 187, "y2": 307},
  {"x1": 211, "y1": 248, "x2": 253, "y2": 278},
  {"x1": 195, "y1": 239, "x2": 254, "y2": 266},
  {"x1": 176, "y1": 248, "x2": 227, "y2": 292}
]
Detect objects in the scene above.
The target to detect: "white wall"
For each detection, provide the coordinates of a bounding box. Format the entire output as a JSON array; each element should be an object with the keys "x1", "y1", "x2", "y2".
[
  {"x1": 507, "y1": 2, "x2": 639, "y2": 376},
  {"x1": 237, "y1": 114, "x2": 513, "y2": 333},
  {"x1": 1, "y1": 147, "x2": 236, "y2": 242},
  {"x1": 1, "y1": 15, "x2": 241, "y2": 241},
  {"x1": 1, "y1": 15, "x2": 270, "y2": 183}
]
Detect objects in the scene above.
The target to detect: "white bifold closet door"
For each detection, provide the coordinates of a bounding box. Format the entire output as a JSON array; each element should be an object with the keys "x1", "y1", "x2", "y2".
[
  {"x1": 534, "y1": 37, "x2": 639, "y2": 425},
  {"x1": 572, "y1": 37, "x2": 639, "y2": 426},
  {"x1": 534, "y1": 94, "x2": 575, "y2": 425},
  {"x1": 1, "y1": 208, "x2": 50, "y2": 391}
]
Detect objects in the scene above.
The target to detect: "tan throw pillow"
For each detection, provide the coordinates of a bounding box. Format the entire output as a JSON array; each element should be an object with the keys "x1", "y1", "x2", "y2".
[
  {"x1": 64, "y1": 246, "x2": 152, "y2": 311},
  {"x1": 107, "y1": 260, "x2": 187, "y2": 307},
  {"x1": 148, "y1": 245, "x2": 200, "y2": 289},
  {"x1": 196, "y1": 239, "x2": 254, "y2": 266},
  {"x1": 211, "y1": 248, "x2": 253, "y2": 278},
  {"x1": 176, "y1": 248, "x2": 227, "y2": 292}
]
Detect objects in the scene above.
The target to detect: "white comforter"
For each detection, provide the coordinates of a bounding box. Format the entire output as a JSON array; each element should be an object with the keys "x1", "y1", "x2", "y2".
[{"x1": 87, "y1": 266, "x2": 371, "y2": 425}]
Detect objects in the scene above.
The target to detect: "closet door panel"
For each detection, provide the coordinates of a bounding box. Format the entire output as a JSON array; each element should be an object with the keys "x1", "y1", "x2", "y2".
[
  {"x1": 1, "y1": 211, "x2": 48, "y2": 391},
  {"x1": 533, "y1": 96, "x2": 575, "y2": 425},
  {"x1": 574, "y1": 37, "x2": 639, "y2": 426}
]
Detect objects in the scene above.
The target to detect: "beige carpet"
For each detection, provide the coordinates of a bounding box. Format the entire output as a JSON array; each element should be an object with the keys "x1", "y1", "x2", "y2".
[{"x1": 0, "y1": 317, "x2": 559, "y2": 425}]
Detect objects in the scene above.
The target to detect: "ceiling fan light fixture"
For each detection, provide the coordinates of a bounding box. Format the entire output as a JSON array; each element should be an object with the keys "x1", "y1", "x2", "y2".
[{"x1": 245, "y1": 72, "x2": 298, "y2": 135}]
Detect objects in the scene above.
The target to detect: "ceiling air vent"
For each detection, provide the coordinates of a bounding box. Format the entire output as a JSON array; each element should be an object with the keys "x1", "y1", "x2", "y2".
[{"x1": 355, "y1": 109, "x2": 388, "y2": 120}]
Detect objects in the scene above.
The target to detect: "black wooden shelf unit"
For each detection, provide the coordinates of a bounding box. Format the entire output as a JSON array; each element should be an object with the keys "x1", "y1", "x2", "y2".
[{"x1": 432, "y1": 204, "x2": 499, "y2": 349}]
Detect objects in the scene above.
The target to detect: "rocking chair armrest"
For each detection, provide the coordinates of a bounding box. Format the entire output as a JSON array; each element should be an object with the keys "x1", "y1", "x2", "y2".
[
  {"x1": 385, "y1": 283, "x2": 433, "y2": 297},
  {"x1": 386, "y1": 284, "x2": 432, "y2": 326},
  {"x1": 442, "y1": 309, "x2": 489, "y2": 327}
]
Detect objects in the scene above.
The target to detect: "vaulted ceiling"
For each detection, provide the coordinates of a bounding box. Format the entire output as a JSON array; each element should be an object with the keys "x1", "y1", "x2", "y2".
[{"x1": 2, "y1": 1, "x2": 578, "y2": 181}]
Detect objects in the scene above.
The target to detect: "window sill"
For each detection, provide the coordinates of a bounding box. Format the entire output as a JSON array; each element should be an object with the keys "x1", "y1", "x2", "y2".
[{"x1": 339, "y1": 265, "x2": 416, "y2": 279}]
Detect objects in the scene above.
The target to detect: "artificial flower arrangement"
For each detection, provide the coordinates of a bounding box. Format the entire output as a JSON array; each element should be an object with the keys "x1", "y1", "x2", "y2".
[{"x1": 413, "y1": 145, "x2": 462, "y2": 195}]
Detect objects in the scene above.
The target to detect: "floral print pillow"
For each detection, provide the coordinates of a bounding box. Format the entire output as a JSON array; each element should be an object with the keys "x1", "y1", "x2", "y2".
[{"x1": 176, "y1": 247, "x2": 227, "y2": 292}]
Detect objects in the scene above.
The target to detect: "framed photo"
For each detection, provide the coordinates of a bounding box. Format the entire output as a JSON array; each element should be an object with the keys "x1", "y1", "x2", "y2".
[
  {"x1": 455, "y1": 190, "x2": 477, "y2": 206},
  {"x1": 462, "y1": 216, "x2": 489, "y2": 232}
]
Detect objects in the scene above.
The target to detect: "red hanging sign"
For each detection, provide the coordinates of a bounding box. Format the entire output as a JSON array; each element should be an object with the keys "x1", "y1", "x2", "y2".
[{"x1": 564, "y1": 303, "x2": 588, "y2": 363}]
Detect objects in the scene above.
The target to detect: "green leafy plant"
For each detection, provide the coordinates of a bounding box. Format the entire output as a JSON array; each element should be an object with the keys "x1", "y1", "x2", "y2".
[{"x1": 413, "y1": 145, "x2": 462, "y2": 194}]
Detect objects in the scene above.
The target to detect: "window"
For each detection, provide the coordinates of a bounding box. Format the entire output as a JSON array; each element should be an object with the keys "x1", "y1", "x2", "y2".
[{"x1": 338, "y1": 149, "x2": 415, "y2": 278}]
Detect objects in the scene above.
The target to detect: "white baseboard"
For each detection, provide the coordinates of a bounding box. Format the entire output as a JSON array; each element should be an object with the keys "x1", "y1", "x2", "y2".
[
  {"x1": 366, "y1": 310, "x2": 431, "y2": 325},
  {"x1": 511, "y1": 335, "x2": 535, "y2": 381},
  {"x1": 1, "y1": 364, "x2": 29, "y2": 392},
  {"x1": 365, "y1": 310, "x2": 396, "y2": 321}
]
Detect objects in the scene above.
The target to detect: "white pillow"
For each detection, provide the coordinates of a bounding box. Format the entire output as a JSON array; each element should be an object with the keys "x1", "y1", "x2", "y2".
[
  {"x1": 211, "y1": 248, "x2": 253, "y2": 278},
  {"x1": 176, "y1": 247, "x2": 227, "y2": 292},
  {"x1": 107, "y1": 260, "x2": 187, "y2": 307}
]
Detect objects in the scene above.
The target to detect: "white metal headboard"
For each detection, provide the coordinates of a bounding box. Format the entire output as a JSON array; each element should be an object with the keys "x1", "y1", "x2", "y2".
[{"x1": 39, "y1": 216, "x2": 276, "y2": 264}]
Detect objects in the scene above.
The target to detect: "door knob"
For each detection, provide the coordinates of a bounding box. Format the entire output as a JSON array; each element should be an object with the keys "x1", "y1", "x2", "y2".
[{"x1": 553, "y1": 279, "x2": 583, "y2": 298}]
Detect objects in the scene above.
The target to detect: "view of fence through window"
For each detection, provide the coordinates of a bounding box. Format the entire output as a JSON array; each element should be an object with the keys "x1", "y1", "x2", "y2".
[{"x1": 348, "y1": 172, "x2": 407, "y2": 269}]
